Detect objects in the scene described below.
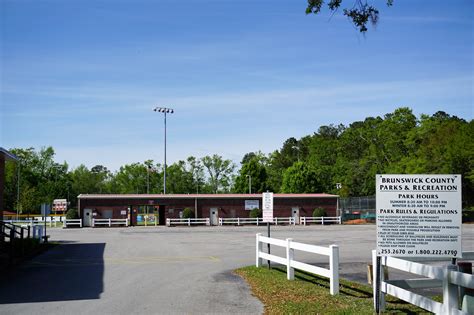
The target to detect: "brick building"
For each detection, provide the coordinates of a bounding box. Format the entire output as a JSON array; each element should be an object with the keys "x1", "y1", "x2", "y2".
[{"x1": 78, "y1": 193, "x2": 339, "y2": 226}]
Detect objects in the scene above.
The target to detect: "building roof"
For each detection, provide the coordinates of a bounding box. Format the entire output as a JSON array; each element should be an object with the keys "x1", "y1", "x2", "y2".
[
  {"x1": 0, "y1": 147, "x2": 18, "y2": 161},
  {"x1": 78, "y1": 193, "x2": 339, "y2": 199}
]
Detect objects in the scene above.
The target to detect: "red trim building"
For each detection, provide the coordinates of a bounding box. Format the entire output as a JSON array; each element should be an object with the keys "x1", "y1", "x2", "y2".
[{"x1": 78, "y1": 193, "x2": 339, "y2": 226}]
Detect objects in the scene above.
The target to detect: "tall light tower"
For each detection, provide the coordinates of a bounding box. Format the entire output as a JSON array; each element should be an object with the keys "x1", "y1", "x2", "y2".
[{"x1": 153, "y1": 107, "x2": 174, "y2": 194}]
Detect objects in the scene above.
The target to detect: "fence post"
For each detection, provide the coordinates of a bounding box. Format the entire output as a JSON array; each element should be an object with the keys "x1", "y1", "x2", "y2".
[
  {"x1": 238, "y1": 217, "x2": 240, "y2": 226},
  {"x1": 188, "y1": 218, "x2": 191, "y2": 226},
  {"x1": 275, "y1": 218, "x2": 278, "y2": 225},
  {"x1": 322, "y1": 217, "x2": 325, "y2": 225},
  {"x1": 329, "y1": 245, "x2": 339, "y2": 295},
  {"x1": 109, "y1": 218, "x2": 111, "y2": 227},
  {"x1": 372, "y1": 251, "x2": 386, "y2": 311},
  {"x1": 443, "y1": 264, "x2": 459, "y2": 314},
  {"x1": 338, "y1": 216, "x2": 341, "y2": 224},
  {"x1": 80, "y1": 219, "x2": 83, "y2": 228},
  {"x1": 256, "y1": 233, "x2": 262, "y2": 267},
  {"x1": 256, "y1": 218, "x2": 259, "y2": 226},
  {"x1": 92, "y1": 219, "x2": 95, "y2": 228},
  {"x1": 207, "y1": 218, "x2": 210, "y2": 226},
  {"x1": 286, "y1": 238, "x2": 294, "y2": 280}
]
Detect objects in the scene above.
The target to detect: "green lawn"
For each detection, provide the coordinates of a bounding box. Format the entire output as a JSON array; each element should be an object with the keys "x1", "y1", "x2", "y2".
[{"x1": 235, "y1": 266, "x2": 432, "y2": 314}]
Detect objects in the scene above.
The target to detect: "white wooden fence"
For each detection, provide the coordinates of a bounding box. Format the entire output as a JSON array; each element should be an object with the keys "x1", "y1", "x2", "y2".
[
  {"x1": 256, "y1": 233, "x2": 339, "y2": 295},
  {"x1": 166, "y1": 218, "x2": 210, "y2": 226},
  {"x1": 92, "y1": 218, "x2": 129, "y2": 227},
  {"x1": 372, "y1": 250, "x2": 474, "y2": 314},
  {"x1": 63, "y1": 219, "x2": 82, "y2": 228},
  {"x1": 300, "y1": 216, "x2": 341, "y2": 225},
  {"x1": 219, "y1": 217, "x2": 296, "y2": 226}
]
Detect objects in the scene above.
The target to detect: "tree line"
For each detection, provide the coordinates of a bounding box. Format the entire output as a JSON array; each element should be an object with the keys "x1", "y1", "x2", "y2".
[{"x1": 4, "y1": 107, "x2": 473, "y2": 214}]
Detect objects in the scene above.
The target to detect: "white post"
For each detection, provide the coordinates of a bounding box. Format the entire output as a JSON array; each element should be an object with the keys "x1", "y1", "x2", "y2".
[
  {"x1": 256, "y1": 218, "x2": 259, "y2": 226},
  {"x1": 256, "y1": 233, "x2": 262, "y2": 267},
  {"x1": 166, "y1": 218, "x2": 170, "y2": 227},
  {"x1": 188, "y1": 218, "x2": 191, "y2": 226},
  {"x1": 372, "y1": 250, "x2": 377, "y2": 309},
  {"x1": 442, "y1": 264, "x2": 459, "y2": 314},
  {"x1": 92, "y1": 219, "x2": 95, "y2": 228},
  {"x1": 286, "y1": 238, "x2": 294, "y2": 280},
  {"x1": 109, "y1": 218, "x2": 111, "y2": 227},
  {"x1": 275, "y1": 217, "x2": 278, "y2": 225},
  {"x1": 145, "y1": 216, "x2": 147, "y2": 227},
  {"x1": 329, "y1": 245, "x2": 339, "y2": 295},
  {"x1": 206, "y1": 218, "x2": 210, "y2": 226},
  {"x1": 80, "y1": 219, "x2": 82, "y2": 228},
  {"x1": 322, "y1": 217, "x2": 325, "y2": 225},
  {"x1": 238, "y1": 217, "x2": 240, "y2": 226},
  {"x1": 338, "y1": 216, "x2": 341, "y2": 224}
]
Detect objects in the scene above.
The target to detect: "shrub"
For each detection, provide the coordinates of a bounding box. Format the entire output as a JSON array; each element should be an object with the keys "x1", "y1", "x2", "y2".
[
  {"x1": 182, "y1": 208, "x2": 194, "y2": 219},
  {"x1": 312, "y1": 207, "x2": 326, "y2": 217},
  {"x1": 66, "y1": 208, "x2": 79, "y2": 220},
  {"x1": 249, "y1": 208, "x2": 262, "y2": 218}
]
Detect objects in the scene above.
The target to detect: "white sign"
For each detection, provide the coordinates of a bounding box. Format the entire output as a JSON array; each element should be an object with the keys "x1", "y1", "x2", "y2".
[
  {"x1": 120, "y1": 210, "x2": 127, "y2": 215},
  {"x1": 245, "y1": 200, "x2": 260, "y2": 210},
  {"x1": 262, "y1": 192, "x2": 274, "y2": 223},
  {"x1": 376, "y1": 174, "x2": 462, "y2": 258},
  {"x1": 53, "y1": 199, "x2": 68, "y2": 212}
]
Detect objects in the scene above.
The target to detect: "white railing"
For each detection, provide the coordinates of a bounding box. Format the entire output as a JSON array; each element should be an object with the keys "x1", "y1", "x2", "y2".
[
  {"x1": 63, "y1": 219, "x2": 82, "y2": 228},
  {"x1": 256, "y1": 233, "x2": 339, "y2": 295},
  {"x1": 166, "y1": 218, "x2": 210, "y2": 227},
  {"x1": 372, "y1": 250, "x2": 474, "y2": 314},
  {"x1": 300, "y1": 216, "x2": 342, "y2": 225},
  {"x1": 219, "y1": 217, "x2": 296, "y2": 226},
  {"x1": 92, "y1": 218, "x2": 129, "y2": 227}
]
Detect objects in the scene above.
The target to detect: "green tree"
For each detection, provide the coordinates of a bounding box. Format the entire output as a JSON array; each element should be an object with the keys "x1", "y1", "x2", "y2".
[
  {"x1": 201, "y1": 154, "x2": 235, "y2": 193},
  {"x1": 281, "y1": 162, "x2": 323, "y2": 193},
  {"x1": 233, "y1": 158, "x2": 268, "y2": 193},
  {"x1": 306, "y1": 0, "x2": 394, "y2": 33}
]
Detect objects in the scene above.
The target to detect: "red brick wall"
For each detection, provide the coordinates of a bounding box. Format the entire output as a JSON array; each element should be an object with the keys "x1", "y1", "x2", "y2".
[{"x1": 79, "y1": 196, "x2": 338, "y2": 222}]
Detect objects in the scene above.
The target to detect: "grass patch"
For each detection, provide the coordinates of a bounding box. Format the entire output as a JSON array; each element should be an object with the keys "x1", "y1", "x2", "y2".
[{"x1": 235, "y1": 266, "x2": 432, "y2": 314}]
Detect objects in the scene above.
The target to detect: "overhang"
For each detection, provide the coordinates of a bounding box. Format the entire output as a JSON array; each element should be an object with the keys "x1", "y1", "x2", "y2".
[
  {"x1": 0, "y1": 147, "x2": 18, "y2": 161},
  {"x1": 78, "y1": 193, "x2": 339, "y2": 200}
]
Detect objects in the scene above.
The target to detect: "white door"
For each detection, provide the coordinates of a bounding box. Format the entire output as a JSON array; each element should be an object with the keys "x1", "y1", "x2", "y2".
[
  {"x1": 83, "y1": 209, "x2": 92, "y2": 227},
  {"x1": 291, "y1": 207, "x2": 300, "y2": 224},
  {"x1": 210, "y1": 208, "x2": 218, "y2": 226}
]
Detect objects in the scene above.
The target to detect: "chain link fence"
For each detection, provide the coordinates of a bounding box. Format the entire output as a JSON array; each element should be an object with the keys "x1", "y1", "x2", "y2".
[{"x1": 339, "y1": 196, "x2": 376, "y2": 221}]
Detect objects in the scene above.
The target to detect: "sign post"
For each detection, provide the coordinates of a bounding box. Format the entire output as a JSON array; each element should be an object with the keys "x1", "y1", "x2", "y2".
[
  {"x1": 375, "y1": 174, "x2": 462, "y2": 313},
  {"x1": 41, "y1": 203, "x2": 51, "y2": 243},
  {"x1": 262, "y1": 192, "x2": 274, "y2": 269}
]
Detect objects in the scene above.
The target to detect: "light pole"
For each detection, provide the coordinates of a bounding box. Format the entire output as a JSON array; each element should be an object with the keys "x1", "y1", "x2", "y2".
[
  {"x1": 153, "y1": 107, "x2": 174, "y2": 194},
  {"x1": 246, "y1": 174, "x2": 252, "y2": 194}
]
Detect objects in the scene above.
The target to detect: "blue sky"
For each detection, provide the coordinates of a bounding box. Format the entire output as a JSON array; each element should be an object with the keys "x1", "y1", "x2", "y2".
[{"x1": 1, "y1": 0, "x2": 473, "y2": 171}]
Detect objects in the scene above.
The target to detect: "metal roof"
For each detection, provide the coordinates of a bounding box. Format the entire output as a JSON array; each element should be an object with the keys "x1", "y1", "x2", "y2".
[
  {"x1": 78, "y1": 193, "x2": 338, "y2": 199},
  {"x1": 0, "y1": 147, "x2": 18, "y2": 161}
]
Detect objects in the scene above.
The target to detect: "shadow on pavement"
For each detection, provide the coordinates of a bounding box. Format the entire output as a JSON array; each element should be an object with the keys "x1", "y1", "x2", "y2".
[{"x1": 0, "y1": 243, "x2": 105, "y2": 304}]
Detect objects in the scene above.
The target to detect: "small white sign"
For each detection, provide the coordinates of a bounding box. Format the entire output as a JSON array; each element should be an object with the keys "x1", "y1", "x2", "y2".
[
  {"x1": 376, "y1": 174, "x2": 462, "y2": 258},
  {"x1": 120, "y1": 210, "x2": 127, "y2": 215},
  {"x1": 245, "y1": 200, "x2": 259, "y2": 210},
  {"x1": 262, "y1": 192, "x2": 274, "y2": 223}
]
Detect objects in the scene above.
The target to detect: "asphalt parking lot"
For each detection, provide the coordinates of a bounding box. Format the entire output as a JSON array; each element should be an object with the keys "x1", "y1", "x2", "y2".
[{"x1": 1, "y1": 224, "x2": 473, "y2": 314}]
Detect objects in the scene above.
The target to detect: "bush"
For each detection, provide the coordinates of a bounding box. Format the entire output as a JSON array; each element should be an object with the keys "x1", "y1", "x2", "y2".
[
  {"x1": 312, "y1": 207, "x2": 326, "y2": 217},
  {"x1": 249, "y1": 208, "x2": 262, "y2": 218},
  {"x1": 66, "y1": 208, "x2": 79, "y2": 220},
  {"x1": 182, "y1": 208, "x2": 194, "y2": 219}
]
